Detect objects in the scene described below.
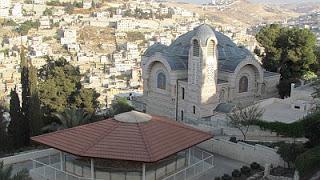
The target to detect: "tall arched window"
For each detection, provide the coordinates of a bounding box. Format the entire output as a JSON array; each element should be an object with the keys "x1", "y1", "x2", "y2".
[
  {"x1": 239, "y1": 76, "x2": 248, "y2": 93},
  {"x1": 219, "y1": 89, "x2": 226, "y2": 102},
  {"x1": 193, "y1": 39, "x2": 200, "y2": 57},
  {"x1": 157, "y1": 72, "x2": 166, "y2": 90},
  {"x1": 207, "y1": 40, "x2": 215, "y2": 57}
]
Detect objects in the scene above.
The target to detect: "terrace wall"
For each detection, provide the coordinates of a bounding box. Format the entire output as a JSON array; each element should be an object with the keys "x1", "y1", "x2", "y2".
[{"x1": 198, "y1": 139, "x2": 286, "y2": 167}]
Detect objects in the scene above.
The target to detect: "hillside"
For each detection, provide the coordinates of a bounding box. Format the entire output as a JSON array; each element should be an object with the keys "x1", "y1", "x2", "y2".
[{"x1": 167, "y1": 0, "x2": 303, "y2": 27}]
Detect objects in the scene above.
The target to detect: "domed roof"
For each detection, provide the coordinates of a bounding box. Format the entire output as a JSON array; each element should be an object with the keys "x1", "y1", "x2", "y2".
[
  {"x1": 193, "y1": 24, "x2": 216, "y2": 46},
  {"x1": 143, "y1": 24, "x2": 255, "y2": 72},
  {"x1": 143, "y1": 43, "x2": 167, "y2": 57}
]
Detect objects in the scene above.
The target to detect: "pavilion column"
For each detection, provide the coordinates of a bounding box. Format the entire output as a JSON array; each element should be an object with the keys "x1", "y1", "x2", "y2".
[
  {"x1": 91, "y1": 158, "x2": 95, "y2": 180},
  {"x1": 188, "y1": 148, "x2": 191, "y2": 165},
  {"x1": 142, "y1": 163, "x2": 146, "y2": 180},
  {"x1": 60, "y1": 152, "x2": 65, "y2": 171}
]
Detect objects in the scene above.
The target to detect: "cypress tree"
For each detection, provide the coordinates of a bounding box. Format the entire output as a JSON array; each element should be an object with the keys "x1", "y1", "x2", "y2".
[
  {"x1": 28, "y1": 65, "x2": 43, "y2": 135},
  {"x1": 20, "y1": 49, "x2": 30, "y2": 145},
  {"x1": 20, "y1": 49, "x2": 29, "y2": 114},
  {"x1": 0, "y1": 102, "x2": 8, "y2": 152},
  {"x1": 7, "y1": 89, "x2": 24, "y2": 149}
]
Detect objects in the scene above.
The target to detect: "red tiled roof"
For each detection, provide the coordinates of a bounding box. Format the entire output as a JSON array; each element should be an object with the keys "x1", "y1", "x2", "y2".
[{"x1": 32, "y1": 114, "x2": 212, "y2": 162}]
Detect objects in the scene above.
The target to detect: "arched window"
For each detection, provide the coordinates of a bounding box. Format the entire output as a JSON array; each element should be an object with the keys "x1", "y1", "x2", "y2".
[
  {"x1": 157, "y1": 72, "x2": 166, "y2": 90},
  {"x1": 219, "y1": 89, "x2": 226, "y2": 102},
  {"x1": 207, "y1": 40, "x2": 215, "y2": 57},
  {"x1": 193, "y1": 39, "x2": 200, "y2": 57},
  {"x1": 239, "y1": 76, "x2": 248, "y2": 93}
]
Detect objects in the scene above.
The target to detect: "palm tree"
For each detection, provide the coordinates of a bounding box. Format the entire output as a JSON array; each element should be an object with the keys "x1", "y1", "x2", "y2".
[
  {"x1": 42, "y1": 108, "x2": 92, "y2": 132},
  {"x1": 0, "y1": 161, "x2": 32, "y2": 180},
  {"x1": 54, "y1": 108, "x2": 92, "y2": 128}
]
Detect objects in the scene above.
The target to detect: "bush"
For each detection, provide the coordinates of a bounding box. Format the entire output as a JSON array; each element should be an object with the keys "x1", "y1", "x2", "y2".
[
  {"x1": 277, "y1": 78, "x2": 300, "y2": 98},
  {"x1": 214, "y1": 177, "x2": 221, "y2": 180},
  {"x1": 295, "y1": 145, "x2": 320, "y2": 177},
  {"x1": 302, "y1": 112, "x2": 320, "y2": 147},
  {"x1": 229, "y1": 136, "x2": 237, "y2": 143},
  {"x1": 278, "y1": 143, "x2": 306, "y2": 168},
  {"x1": 250, "y1": 162, "x2": 261, "y2": 170},
  {"x1": 240, "y1": 166, "x2": 251, "y2": 176},
  {"x1": 251, "y1": 120, "x2": 304, "y2": 138},
  {"x1": 221, "y1": 174, "x2": 232, "y2": 180},
  {"x1": 232, "y1": 169, "x2": 241, "y2": 177}
]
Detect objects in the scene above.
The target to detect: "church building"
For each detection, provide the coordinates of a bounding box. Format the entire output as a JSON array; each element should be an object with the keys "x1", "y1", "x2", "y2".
[{"x1": 140, "y1": 24, "x2": 280, "y2": 120}]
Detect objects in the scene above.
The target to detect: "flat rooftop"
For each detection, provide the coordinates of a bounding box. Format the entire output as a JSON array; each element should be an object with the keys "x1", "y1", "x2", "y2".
[{"x1": 261, "y1": 102, "x2": 307, "y2": 123}]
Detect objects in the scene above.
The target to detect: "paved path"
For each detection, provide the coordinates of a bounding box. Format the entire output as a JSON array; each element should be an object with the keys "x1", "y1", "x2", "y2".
[{"x1": 196, "y1": 153, "x2": 247, "y2": 180}]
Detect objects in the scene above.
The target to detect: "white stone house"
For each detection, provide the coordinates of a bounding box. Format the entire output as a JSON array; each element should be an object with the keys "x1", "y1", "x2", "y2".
[{"x1": 139, "y1": 24, "x2": 280, "y2": 120}]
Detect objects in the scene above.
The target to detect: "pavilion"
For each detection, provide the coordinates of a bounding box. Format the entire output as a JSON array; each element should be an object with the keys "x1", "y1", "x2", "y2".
[{"x1": 31, "y1": 111, "x2": 213, "y2": 180}]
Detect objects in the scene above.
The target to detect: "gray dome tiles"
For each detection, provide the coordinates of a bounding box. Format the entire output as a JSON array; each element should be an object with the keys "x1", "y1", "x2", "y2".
[{"x1": 143, "y1": 24, "x2": 256, "y2": 72}]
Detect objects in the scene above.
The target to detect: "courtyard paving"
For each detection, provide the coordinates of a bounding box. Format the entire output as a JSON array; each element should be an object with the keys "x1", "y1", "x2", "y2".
[{"x1": 196, "y1": 153, "x2": 247, "y2": 180}]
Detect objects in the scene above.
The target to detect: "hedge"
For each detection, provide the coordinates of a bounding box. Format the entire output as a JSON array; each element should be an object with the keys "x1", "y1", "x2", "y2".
[
  {"x1": 252, "y1": 120, "x2": 304, "y2": 138},
  {"x1": 295, "y1": 145, "x2": 320, "y2": 177},
  {"x1": 251, "y1": 111, "x2": 320, "y2": 138}
]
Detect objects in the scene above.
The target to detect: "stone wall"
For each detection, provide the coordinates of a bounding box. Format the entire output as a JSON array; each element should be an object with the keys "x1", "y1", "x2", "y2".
[{"x1": 198, "y1": 139, "x2": 286, "y2": 167}]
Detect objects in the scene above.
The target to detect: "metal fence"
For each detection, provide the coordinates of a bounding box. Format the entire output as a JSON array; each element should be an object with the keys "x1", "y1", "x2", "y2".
[
  {"x1": 29, "y1": 147, "x2": 214, "y2": 180},
  {"x1": 162, "y1": 148, "x2": 214, "y2": 180},
  {"x1": 30, "y1": 158, "x2": 104, "y2": 180}
]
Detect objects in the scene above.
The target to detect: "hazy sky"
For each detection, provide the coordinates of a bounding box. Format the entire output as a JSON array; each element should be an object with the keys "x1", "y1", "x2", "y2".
[{"x1": 175, "y1": 0, "x2": 320, "y2": 4}]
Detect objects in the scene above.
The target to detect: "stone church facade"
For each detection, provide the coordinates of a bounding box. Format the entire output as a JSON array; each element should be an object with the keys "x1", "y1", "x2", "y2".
[{"x1": 139, "y1": 24, "x2": 280, "y2": 120}]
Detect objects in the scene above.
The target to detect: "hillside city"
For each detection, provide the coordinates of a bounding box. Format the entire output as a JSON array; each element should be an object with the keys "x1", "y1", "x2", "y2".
[{"x1": 0, "y1": 0, "x2": 320, "y2": 180}]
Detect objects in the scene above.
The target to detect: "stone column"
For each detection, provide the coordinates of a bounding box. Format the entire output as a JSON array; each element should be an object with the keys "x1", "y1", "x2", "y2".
[
  {"x1": 59, "y1": 152, "x2": 65, "y2": 171},
  {"x1": 91, "y1": 159, "x2": 95, "y2": 180},
  {"x1": 142, "y1": 163, "x2": 146, "y2": 180}
]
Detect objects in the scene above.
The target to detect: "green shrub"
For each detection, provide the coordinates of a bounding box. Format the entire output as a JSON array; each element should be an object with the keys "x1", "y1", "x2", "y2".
[
  {"x1": 221, "y1": 174, "x2": 232, "y2": 180},
  {"x1": 251, "y1": 120, "x2": 304, "y2": 138},
  {"x1": 240, "y1": 166, "x2": 251, "y2": 176},
  {"x1": 278, "y1": 143, "x2": 306, "y2": 168},
  {"x1": 229, "y1": 136, "x2": 237, "y2": 143},
  {"x1": 250, "y1": 162, "x2": 261, "y2": 170},
  {"x1": 214, "y1": 177, "x2": 221, "y2": 180},
  {"x1": 302, "y1": 112, "x2": 320, "y2": 147},
  {"x1": 232, "y1": 169, "x2": 241, "y2": 177},
  {"x1": 295, "y1": 146, "x2": 320, "y2": 176}
]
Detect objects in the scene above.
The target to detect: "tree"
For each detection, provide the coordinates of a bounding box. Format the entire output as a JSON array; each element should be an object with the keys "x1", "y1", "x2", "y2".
[
  {"x1": 256, "y1": 25, "x2": 318, "y2": 98},
  {"x1": 42, "y1": 108, "x2": 92, "y2": 132},
  {"x1": 38, "y1": 57, "x2": 99, "y2": 113},
  {"x1": 0, "y1": 103, "x2": 9, "y2": 153},
  {"x1": 54, "y1": 108, "x2": 92, "y2": 128},
  {"x1": 28, "y1": 65, "x2": 43, "y2": 136},
  {"x1": 227, "y1": 105, "x2": 264, "y2": 141},
  {"x1": 43, "y1": 8, "x2": 53, "y2": 16},
  {"x1": 7, "y1": 89, "x2": 24, "y2": 149},
  {"x1": 73, "y1": 88, "x2": 99, "y2": 113},
  {"x1": 111, "y1": 98, "x2": 134, "y2": 116},
  {"x1": 278, "y1": 143, "x2": 306, "y2": 168},
  {"x1": 20, "y1": 49, "x2": 30, "y2": 145},
  {"x1": 302, "y1": 112, "x2": 320, "y2": 148},
  {"x1": 16, "y1": 20, "x2": 40, "y2": 35},
  {"x1": 0, "y1": 161, "x2": 32, "y2": 180},
  {"x1": 256, "y1": 24, "x2": 317, "y2": 80}
]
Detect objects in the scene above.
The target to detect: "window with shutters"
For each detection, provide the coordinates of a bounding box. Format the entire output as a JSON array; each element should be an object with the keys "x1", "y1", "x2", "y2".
[
  {"x1": 193, "y1": 39, "x2": 200, "y2": 57},
  {"x1": 207, "y1": 40, "x2": 215, "y2": 57}
]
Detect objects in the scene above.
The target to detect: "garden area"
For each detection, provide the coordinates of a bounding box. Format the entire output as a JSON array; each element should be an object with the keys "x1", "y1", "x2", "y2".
[
  {"x1": 226, "y1": 103, "x2": 320, "y2": 179},
  {"x1": 214, "y1": 162, "x2": 264, "y2": 180},
  {"x1": 250, "y1": 111, "x2": 320, "y2": 179}
]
